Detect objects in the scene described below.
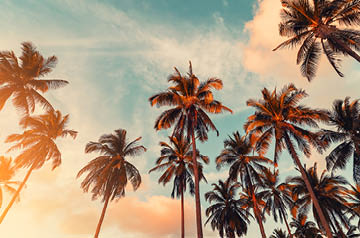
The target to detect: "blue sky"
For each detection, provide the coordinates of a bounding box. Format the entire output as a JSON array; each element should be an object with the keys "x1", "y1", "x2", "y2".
[{"x1": 1, "y1": 0, "x2": 360, "y2": 237}]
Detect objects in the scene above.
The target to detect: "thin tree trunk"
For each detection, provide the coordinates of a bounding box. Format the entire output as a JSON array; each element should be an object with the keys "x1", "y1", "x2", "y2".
[
  {"x1": 252, "y1": 193, "x2": 267, "y2": 238},
  {"x1": 0, "y1": 164, "x2": 35, "y2": 224},
  {"x1": 191, "y1": 129, "x2": 203, "y2": 238},
  {"x1": 180, "y1": 180, "x2": 185, "y2": 238},
  {"x1": 284, "y1": 134, "x2": 333, "y2": 238},
  {"x1": 94, "y1": 195, "x2": 110, "y2": 238},
  {"x1": 245, "y1": 166, "x2": 266, "y2": 238},
  {"x1": 281, "y1": 209, "x2": 293, "y2": 238}
]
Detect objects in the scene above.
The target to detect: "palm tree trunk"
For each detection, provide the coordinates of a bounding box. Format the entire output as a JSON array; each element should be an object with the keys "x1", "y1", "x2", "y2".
[
  {"x1": 281, "y1": 209, "x2": 293, "y2": 238},
  {"x1": 94, "y1": 195, "x2": 110, "y2": 238},
  {"x1": 191, "y1": 129, "x2": 203, "y2": 238},
  {"x1": 353, "y1": 143, "x2": 360, "y2": 184},
  {"x1": 252, "y1": 194, "x2": 267, "y2": 238},
  {"x1": 245, "y1": 166, "x2": 266, "y2": 238},
  {"x1": 284, "y1": 134, "x2": 333, "y2": 238},
  {"x1": 0, "y1": 164, "x2": 35, "y2": 224},
  {"x1": 180, "y1": 180, "x2": 185, "y2": 238}
]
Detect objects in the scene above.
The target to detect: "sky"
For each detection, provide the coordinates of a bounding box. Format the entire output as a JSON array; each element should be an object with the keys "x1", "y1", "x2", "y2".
[{"x1": 1, "y1": 0, "x2": 360, "y2": 237}]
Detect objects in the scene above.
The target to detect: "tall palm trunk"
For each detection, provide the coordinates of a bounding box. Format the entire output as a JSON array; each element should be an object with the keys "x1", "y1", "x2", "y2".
[
  {"x1": 0, "y1": 164, "x2": 35, "y2": 224},
  {"x1": 280, "y1": 208, "x2": 293, "y2": 238},
  {"x1": 191, "y1": 129, "x2": 203, "y2": 238},
  {"x1": 94, "y1": 195, "x2": 110, "y2": 238},
  {"x1": 353, "y1": 143, "x2": 360, "y2": 184},
  {"x1": 180, "y1": 180, "x2": 185, "y2": 238},
  {"x1": 246, "y1": 166, "x2": 266, "y2": 238},
  {"x1": 284, "y1": 134, "x2": 333, "y2": 238}
]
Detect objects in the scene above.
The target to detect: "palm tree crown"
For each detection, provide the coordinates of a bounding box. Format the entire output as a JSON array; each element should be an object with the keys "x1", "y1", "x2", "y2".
[
  {"x1": 321, "y1": 97, "x2": 360, "y2": 183},
  {"x1": 78, "y1": 129, "x2": 146, "y2": 201},
  {"x1": 6, "y1": 110, "x2": 77, "y2": 170},
  {"x1": 288, "y1": 164, "x2": 351, "y2": 235},
  {"x1": 274, "y1": 0, "x2": 360, "y2": 81},
  {"x1": 205, "y1": 179, "x2": 251, "y2": 238},
  {"x1": 0, "y1": 42, "x2": 68, "y2": 114}
]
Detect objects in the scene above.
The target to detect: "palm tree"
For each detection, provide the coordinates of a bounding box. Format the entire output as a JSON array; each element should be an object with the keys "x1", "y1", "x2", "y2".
[
  {"x1": 149, "y1": 135, "x2": 209, "y2": 238},
  {"x1": 0, "y1": 42, "x2": 68, "y2": 114},
  {"x1": 244, "y1": 84, "x2": 332, "y2": 237},
  {"x1": 77, "y1": 129, "x2": 146, "y2": 238},
  {"x1": 287, "y1": 164, "x2": 351, "y2": 237},
  {"x1": 0, "y1": 156, "x2": 19, "y2": 208},
  {"x1": 270, "y1": 228, "x2": 289, "y2": 238},
  {"x1": 0, "y1": 110, "x2": 77, "y2": 223},
  {"x1": 290, "y1": 211, "x2": 323, "y2": 238},
  {"x1": 320, "y1": 98, "x2": 360, "y2": 184},
  {"x1": 274, "y1": 0, "x2": 360, "y2": 81},
  {"x1": 215, "y1": 131, "x2": 272, "y2": 238},
  {"x1": 260, "y1": 168, "x2": 293, "y2": 237},
  {"x1": 149, "y1": 61, "x2": 232, "y2": 238},
  {"x1": 205, "y1": 179, "x2": 251, "y2": 238}
]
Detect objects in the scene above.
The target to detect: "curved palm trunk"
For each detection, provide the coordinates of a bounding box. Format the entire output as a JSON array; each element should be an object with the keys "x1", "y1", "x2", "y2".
[
  {"x1": 180, "y1": 181, "x2": 185, "y2": 238},
  {"x1": 284, "y1": 134, "x2": 333, "y2": 238},
  {"x1": 0, "y1": 164, "x2": 35, "y2": 224},
  {"x1": 353, "y1": 143, "x2": 360, "y2": 184},
  {"x1": 191, "y1": 129, "x2": 203, "y2": 238},
  {"x1": 94, "y1": 195, "x2": 110, "y2": 238}
]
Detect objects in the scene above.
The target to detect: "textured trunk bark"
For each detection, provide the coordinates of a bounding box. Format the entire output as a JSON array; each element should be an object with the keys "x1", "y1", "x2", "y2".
[
  {"x1": 353, "y1": 142, "x2": 360, "y2": 184},
  {"x1": 191, "y1": 129, "x2": 203, "y2": 238},
  {"x1": 94, "y1": 195, "x2": 110, "y2": 238},
  {"x1": 284, "y1": 134, "x2": 333, "y2": 238},
  {"x1": 0, "y1": 164, "x2": 35, "y2": 224},
  {"x1": 180, "y1": 181, "x2": 185, "y2": 238}
]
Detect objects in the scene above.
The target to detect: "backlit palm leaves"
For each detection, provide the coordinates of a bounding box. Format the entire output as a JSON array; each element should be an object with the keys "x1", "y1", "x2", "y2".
[
  {"x1": 149, "y1": 135, "x2": 208, "y2": 238},
  {"x1": 288, "y1": 164, "x2": 351, "y2": 236},
  {"x1": 0, "y1": 42, "x2": 68, "y2": 114},
  {"x1": 269, "y1": 228, "x2": 289, "y2": 238},
  {"x1": 274, "y1": 0, "x2": 360, "y2": 81},
  {"x1": 321, "y1": 98, "x2": 360, "y2": 184},
  {"x1": 77, "y1": 129, "x2": 146, "y2": 238},
  {"x1": 244, "y1": 84, "x2": 332, "y2": 237},
  {"x1": 149, "y1": 61, "x2": 232, "y2": 238},
  {"x1": 205, "y1": 179, "x2": 251, "y2": 238},
  {"x1": 0, "y1": 110, "x2": 77, "y2": 223},
  {"x1": 0, "y1": 157, "x2": 18, "y2": 208},
  {"x1": 290, "y1": 211, "x2": 323, "y2": 238},
  {"x1": 260, "y1": 168, "x2": 293, "y2": 237},
  {"x1": 216, "y1": 131, "x2": 271, "y2": 238}
]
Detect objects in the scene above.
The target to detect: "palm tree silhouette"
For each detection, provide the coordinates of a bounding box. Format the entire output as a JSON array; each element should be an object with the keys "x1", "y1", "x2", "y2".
[
  {"x1": 205, "y1": 179, "x2": 251, "y2": 238},
  {"x1": 321, "y1": 98, "x2": 360, "y2": 183},
  {"x1": 287, "y1": 164, "x2": 351, "y2": 237},
  {"x1": 244, "y1": 84, "x2": 332, "y2": 237},
  {"x1": 215, "y1": 131, "x2": 271, "y2": 238},
  {"x1": 290, "y1": 211, "x2": 322, "y2": 238},
  {"x1": 77, "y1": 129, "x2": 146, "y2": 238},
  {"x1": 149, "y1": 61, "x2": 232, "y2": 238},
  {"x1": 274, "y1": 0, "x2": 360, "y2": 81},
  {"x1": 0, "y1": 42, "x2": 68, "y2": 114},
  {"x1": 149, "y1": 135, "x2": 208, "y2": 238},
  {"x1": 260, "y1": 168, "x2": 293, "y2": 237},
  {"x1": 0, "y1": 110, "x2": 77, "y2": 223}
]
